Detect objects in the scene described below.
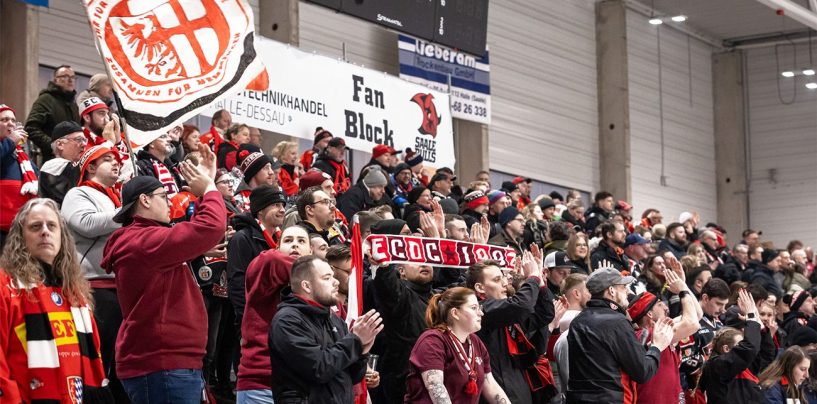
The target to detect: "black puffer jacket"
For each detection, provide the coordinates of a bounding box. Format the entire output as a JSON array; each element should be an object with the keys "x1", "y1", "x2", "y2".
[
  {"x1": 25, "y1": 82, "x2": 79, "y2": 161},
  {"x1": 477, "y1": 277, "x2": 555, "y2": 404},
  {"x1": 699, "y1": 321, "x2": 764, "y2": 404},
  {"x1": 372, "y1": 264, "x2": 432, "y2": 404},
  {"x1": 590, "y1": 242, "x2": 630, "y2": 273},
  {"x1": 567, "y1": 298, "x2": 662, "y2": 403},
  {"x1": 269, "y1": 291, "x2": 368, "y2": 404},
  {"x1": 583, "y1": 205, "x2": 610, "y2": 234},
  {"x1": 227, "y1": 213, "x2": 269, "y2": 324}
]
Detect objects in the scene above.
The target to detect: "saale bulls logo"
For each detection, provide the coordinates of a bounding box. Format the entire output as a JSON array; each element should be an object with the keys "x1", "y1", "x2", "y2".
[{"x1": 410, "y1": 93, "x2": 441, "y2": 138}]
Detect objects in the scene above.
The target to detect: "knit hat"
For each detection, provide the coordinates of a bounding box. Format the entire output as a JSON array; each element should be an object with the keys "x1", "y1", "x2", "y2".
[
  {"x1": 501, "y1": 181, "x2": 518, "y2": 193},
  {"x1": 440, "y1": 198, "x2": 459, "y2": 215},
  {"x1": 239, "y1": 146, "x2": 273, "y2": 184},
  {"x1": 327, "y1": 137, "x2": 347, "y2": 149},
  {"x1": 393, "y1": 162, "x2": 411, "y2": 177},
  {"x1": 77, "y1": 144, "x2": 121, "y2": 184},
  {"x1": 372, "y1": 144, "x2": 399, "y2": 159},
  {"x1": 549, "y1": 191, "x2": 564, "y2": 201},
  {"x1": 51, "y1": 121, "x2": 84, "y2": 142},
  {"x1": 0, "y1": 104, "x2": 16, "y2": 115},
  {"x1": 250, "y1": 185, "x2": 286, "y2": 216},
  {"x1": 313, "y1": 127, "x2": 333, "y2": 145},
  {"x1": 362, "y1": 168, "x2": 388, "y2": 188},
  {"x1": 627, "y1": 292, "x2": 660, "y2": 323},
  {"x1": 487, "y1": 190, "x2": 507, "y2": 205},
  {"x1": 112, "y1": 176, "x2": 163, "y2": 224},
  {"x1": 370, "y1": 219, "x2": 407, "y2": 235},
  {"x1": 299, "y1": 170, "x2": 332, "y2": 191},
  {"x1": 785, "y1": 290, "x2": 810, "y2": 312},
  {"x1": 429, "y1": 172, "x2": 451, "y2": 187},
  {"x1": 404, "y1": 148, "x2": 424, "y2": 167},
  {"x1": 88, "y1": 73, "x2": 111, "y2": 91},
  {"x1": 762, "y1": 248, "x2": 781, "y2": 264},
  {"x1": 679, "y1": 211, "x2": 693, "y2": 224},
  {"x1": 79, "y1": 96, "x2": 109, "y2": 117},
  {"x1": 408, "y1": 186, "x2": 428, "y2": 204},
  {"x1": 499, "y1": 206, "x2": 521, "y2": 228},
  {"x1": 788, "y1": 326, "x2": 817, "y2": 347},
  {"x1": 464, "y1": 190, "x2": 489, "y2": 210},
  {"x1": 538, "y1": 197, "x2": 555, "y2": 211}
]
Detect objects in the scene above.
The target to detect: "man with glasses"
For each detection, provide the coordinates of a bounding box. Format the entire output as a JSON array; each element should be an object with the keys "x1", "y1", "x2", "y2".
[
  {"x1": 488, "y1": 206, "x2": 526, "y2": 255},
  {"x1": 296, "y1": 185, "x2": 342, "y2": 245},
  {"x1": 25, "y1": 64, "x2": 81, "y2": 161},
  {"x1": 101, "y1": 145, "x2": 227, "y2": 403},
  {"x1": 38, "y1": 121, "x2": 85, "y2": 204}
]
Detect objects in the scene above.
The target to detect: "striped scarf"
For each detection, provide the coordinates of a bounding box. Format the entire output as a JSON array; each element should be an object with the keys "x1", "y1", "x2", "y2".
[
  {"x1": 151, "y1": 159, "x2": 179, "y2": 198},
  {"x1": 16, "y1": 145, "x2": 38, "y2": 195},
  {"x1": 18, "y1": 284, "x2": 106, "y2": 403}
]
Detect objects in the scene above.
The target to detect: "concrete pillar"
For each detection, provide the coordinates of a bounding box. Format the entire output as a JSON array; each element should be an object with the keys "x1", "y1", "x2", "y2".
[
  {"x1": 0, "y1": 0, "x2": 39, "y2": 117},
  {"x1": 712, "y1": 51, "x2": 748, "y2": 239},
  {"x1": 257, "y1": 0, "x2": 299, "y2": 153},
  {"x1": 595, "y1": 0, "x2": 631, "y2": 201},
  {"x1": 453, "y1": 118, "x2": 488, "y2": 185}
]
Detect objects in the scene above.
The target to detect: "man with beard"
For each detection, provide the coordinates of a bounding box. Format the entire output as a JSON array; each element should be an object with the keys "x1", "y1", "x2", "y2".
[
  {"x1": 313, "y1": 137, "x2": 352, "y2": 196},
  {"x1": 590, "y1": 221, "x2": 630, "y2": 272},
  {"x1": 236, "y1": 225, "x2": 312, "y2": 403},
  {"x1": 135, "y1": 131, "x2": 183, "y2": 198},
  {"x1": 391, "y1": 162, "x2": 415, "y2": 211},
  {"x1": 488, "y1": 206, "x2": 526, "y2": 255},
  {"x1": 297, "y1": 186, "x2": 342, "y2": 245},
  {"x1": 233, "y1": 144, "x2": 279, "y2": 212},
  {"x1": 337, "y1": 167, "x2": 390, "y2": 220},
  {"x1": 624, "y1": 232, "x2": 650, "y2": 286},
  {"x1": 468, "y1": 256, "x2": 560, "y2": 404},
  {"x1": 269, "y1": 256, "x2": 382, "y2": 403},
  {"x1": 658, "y1": 222, "x2": 688, "y2": 260},
  {"x1": 228, "y1": 186, "x2": 286, "y2": 339},
  {"x1": 512, "y1": 177, "x2": 532, "y2": 209},
  {"x1": 567, "y1": 268, "x2": 674, "y2": 403},
  {"x1": 372, "y1": 256, "x2": 435, "y2": 403},
  {"x1": 781, "y1": 290, "x2": 816, "y2": 334}
]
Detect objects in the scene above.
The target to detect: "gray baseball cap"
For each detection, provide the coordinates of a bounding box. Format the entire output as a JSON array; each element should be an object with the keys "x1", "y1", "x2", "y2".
[{"x1": 586, "y1": 267, "x2": 635, "y2": 295}]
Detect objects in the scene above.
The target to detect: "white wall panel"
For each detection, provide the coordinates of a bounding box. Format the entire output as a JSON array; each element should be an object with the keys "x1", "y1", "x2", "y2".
[
  {"x1": 627, "y1": 10, "x2": 717, "y2": 226},
  {"x1": 746, "y1": 45, "x2": 817, "y2": 248},
  {"x1": 487, "y1": 0, "x2": 599, "y2": 193}
]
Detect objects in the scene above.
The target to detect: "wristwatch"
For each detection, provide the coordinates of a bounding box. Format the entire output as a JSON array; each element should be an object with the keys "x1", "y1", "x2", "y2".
[{"x1": 747, "y1": 313, "x2": 756, "y2": 319}]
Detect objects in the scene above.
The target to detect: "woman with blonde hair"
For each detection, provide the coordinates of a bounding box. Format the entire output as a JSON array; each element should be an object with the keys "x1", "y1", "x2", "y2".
[
  {"x1": 0, "y1": 198, "x2": 110, "y2": 402},
  {"x1": 272, "y1": 140, "x2": 300, "y2": 196},
  {"x1": 404, "y1": 287, "x2": 510, "y2": 403},
  {"x1": 566, "y1": 232, "x2": 591, "y2": 274},
  {"x1": 759, "y1": 345, "x2": 810, "y2": 403}
]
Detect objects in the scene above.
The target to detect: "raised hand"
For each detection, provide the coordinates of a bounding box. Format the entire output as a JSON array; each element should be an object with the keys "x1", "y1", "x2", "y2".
[
  {"x1": 196, "y1": 142, "x2": 217, "y2": 179},
  {"x1": 548, "y1": 297, "x2": 568, "y2": 332},
  {"x1": 651, "y1": 317, "x2": 674, "y2": 351},
  {"x1": 595, "y1": 259, "x2": 616, "y2": 272},
  {"x1": 351, "y1": 310, "x2": 384, "y2": 353},
  {"x1": 737, "y1": 288, "x2": 758, "y2": 318},
  {"x1": 179, "y1": 160, "x2": 214, "y2": 197},
  {"x1": 469, "y1": 221, "x2": 488, "y2": 244},
  {"x1": 663, "y1": 267, "x2": 686, "y2": 295},
  {"x1": 418, "y1": 212, "x2": 440, "y2": 238},
  {"x1": 429, "y1": 199, "x2": 446, "y2": 238},
  {"x1": 102, "y1": 113, "x2": 121, "y2": 144},
  {"x1": 521, "y1": 250, "x2": 540, "y2": 278},
  {"x1": 665, "y1": 255, "x2": 685, "y2": 281}
]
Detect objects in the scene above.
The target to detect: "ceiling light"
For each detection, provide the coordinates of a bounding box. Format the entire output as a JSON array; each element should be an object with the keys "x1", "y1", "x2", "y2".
[
  {"x1": 806, "y1": 82, "x2": 817, "y2": 89},
  {"x1": 649, "y1": 18, "x2": 663, "y2": 25},
  {"x1": 781, "y1": 71, "x2": 795, "y2": 78},
  {"x1": 803, "y1": 69, "x2": 816, "y2": 76},
  {"x1": 671, "y1": 15, "x2": 687, "y2": 22}
]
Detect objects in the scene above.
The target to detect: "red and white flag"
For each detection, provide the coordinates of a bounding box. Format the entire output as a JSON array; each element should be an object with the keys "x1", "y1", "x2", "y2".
[
  {"x1": 345, "y1": 222, "x2": 365, "y2": 327},
  {"x1": 84, "y1": 0, "x2": 267, "y2": 146}
]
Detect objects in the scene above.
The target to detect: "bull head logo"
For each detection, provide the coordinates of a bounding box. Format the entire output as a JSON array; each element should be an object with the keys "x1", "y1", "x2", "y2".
[{"x1": 410, "y1": 93, "x2": 441, "y2": 138}]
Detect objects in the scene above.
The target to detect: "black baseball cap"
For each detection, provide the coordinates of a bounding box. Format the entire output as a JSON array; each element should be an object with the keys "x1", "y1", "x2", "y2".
[{"x1": 112, "y1": 176, "x2": 164, "y2": 224}]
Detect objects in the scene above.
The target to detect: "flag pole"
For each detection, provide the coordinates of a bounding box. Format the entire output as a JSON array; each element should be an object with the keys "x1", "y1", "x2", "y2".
[{"x1": 84, "y1": 10, "x2": 138, "y2": 175}]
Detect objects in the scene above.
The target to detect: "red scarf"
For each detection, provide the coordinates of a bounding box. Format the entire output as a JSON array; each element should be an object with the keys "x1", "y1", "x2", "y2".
[
  {"x1": 151, "y1": 159, "x2": 179, "y2": 197},
  {"x1": 328, "y1": 159, "x2": 351, "y2": 195},
  {"x1": 79, "y1": 180, "x2": 121, "y2": 207},
  {"x1": 447, "y1": 329, "x2": 479, "y2": 395},
  {"x1": 15, "y1": 145, "x2": 38, "y2": 195},
  {"x1": 256, "y1": 219, "x2": 280, "y2": 249}
]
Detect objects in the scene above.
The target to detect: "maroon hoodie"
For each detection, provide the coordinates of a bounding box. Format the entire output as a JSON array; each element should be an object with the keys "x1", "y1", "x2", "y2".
[
  {"x1": 101, "y1": 190, "x2": 226, "y2": 379},
  {"x1": 237, "y1": 249, "x2": 295, "y2": 391}
]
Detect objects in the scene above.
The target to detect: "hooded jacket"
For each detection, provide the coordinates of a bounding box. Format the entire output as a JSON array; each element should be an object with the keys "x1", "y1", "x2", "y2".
[
  {"x1": 100, "y1": 190, "x2": 226, "y2": 378},
  {"x1": 566, "y1": 298, "x2": 662, "y2": 403},
  {"x1": 750, "y1": 264, "x2": 784, "y2": 299},
  {"x1": 372, "y1": 264, "x2": 433, "y2": 403},
  {"x1": 583, "y1": 205, "x2": 610, "y2": 234},
  {"x1": 699, "y1": 321, "x2": 764, "y2": 404},
  {"x1": 337, "y1": 181, "x2": 389, "y2": 220},
  {"x1": 24, "y1": 82, "x2": 80, "y2": 161},
  {"x1": 237, "y1": 250, "x2": 295, "y2": 391},
  {"x1": 227, "y1": 212, "x2": 271, "y2": 323},
  {"x1": 476, "y1": 277, "x2": 555, "y2": 404},
  {"x1": 590, "y1": 242, "x2": 631, "y2": 273},
  {"x1": 269, "y1": 291, "x2": 367, "y2": 403}
]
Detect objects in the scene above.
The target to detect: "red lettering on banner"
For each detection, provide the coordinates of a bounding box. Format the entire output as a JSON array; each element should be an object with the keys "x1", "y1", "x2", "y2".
[
  {"x1": 423, "y1": 239, "x2": 443, "y2": 264},
  {"x1": 390, "y1": 238, "x2": 408, "y2": 260}
]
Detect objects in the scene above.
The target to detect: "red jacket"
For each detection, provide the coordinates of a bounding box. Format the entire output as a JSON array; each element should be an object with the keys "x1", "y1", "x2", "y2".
[
  {"x1": 101, "y1": 190, "x2": 227, "y2": 378},
  {"x1": 237, "y1": 250, "x2": 295, "y2": 391}
]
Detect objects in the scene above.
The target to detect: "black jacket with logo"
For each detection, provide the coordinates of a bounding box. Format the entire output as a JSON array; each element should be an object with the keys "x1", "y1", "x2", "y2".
[
  {"x1": 566, "y1": 298, "x2": 662, "y2": 403},
  {"x1": 269, "y1": 291, "x2": 367, "y2": 403},
  {"x1": 699, "y1": 321, "x2": 764, "y2": 404}
]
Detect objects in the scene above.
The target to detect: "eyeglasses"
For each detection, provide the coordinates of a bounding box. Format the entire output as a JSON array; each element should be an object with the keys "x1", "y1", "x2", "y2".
[
  {"x1": 215, "y1": 179, "x2": 232, "y2": 186},
  {"x1": 311, "y1": 199, "x2": 335, "y2": 207},
  {"x1": 64, "y1": 135, "x2": 87, "y2": 145},
  {"x1": 146, "y1": 191, "x2": 169, "y2": 200},
  {"x1": 56, "y1": 75, "x2": 76, "y2": 81}
]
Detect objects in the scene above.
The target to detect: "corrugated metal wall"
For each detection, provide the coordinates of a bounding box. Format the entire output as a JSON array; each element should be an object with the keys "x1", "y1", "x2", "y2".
[
  {"x1": 627, "y1": 10, "x2": 717, "y2": 225},
  {"x1": 746, "y1": 44, "x2": 817, "y2": 248},
  {"x1": 486, "y1": 0, "x2": 599, "y2": 193}
]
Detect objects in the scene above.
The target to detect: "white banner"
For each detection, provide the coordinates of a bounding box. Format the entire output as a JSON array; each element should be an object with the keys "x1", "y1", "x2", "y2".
[{"x1": 202, "y1": 36, "x2": 455, "y2": 168}]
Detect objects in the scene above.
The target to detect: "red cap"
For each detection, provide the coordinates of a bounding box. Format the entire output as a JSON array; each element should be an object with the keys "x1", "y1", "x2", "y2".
[
  {"x1": 299, "y1": 170, "x2": 332, "y2": 191},
  {"x1": 372, "y1": 144, "x2": 399, "y2": 159},
  {"x1": 77, "y1": 144, "x2": 121, "y2": 184},
  {"x1": 0, "y1": 104, "x2": 16, "y2": 116},
  {"x1": 512, "y1": 176, "x2": 530, "y2": 185},
  {"x1": 627, "y1": 292, "x2": 660, "y2": 323}
]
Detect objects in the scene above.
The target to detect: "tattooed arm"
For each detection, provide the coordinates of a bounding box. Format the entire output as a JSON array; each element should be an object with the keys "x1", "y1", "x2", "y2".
[
  {"x1": 421, "y1": 369, "x2": 452, "y2": 404},
  {"x1": 481, "y1": 373, "x2": 510, "y2": 404}
]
